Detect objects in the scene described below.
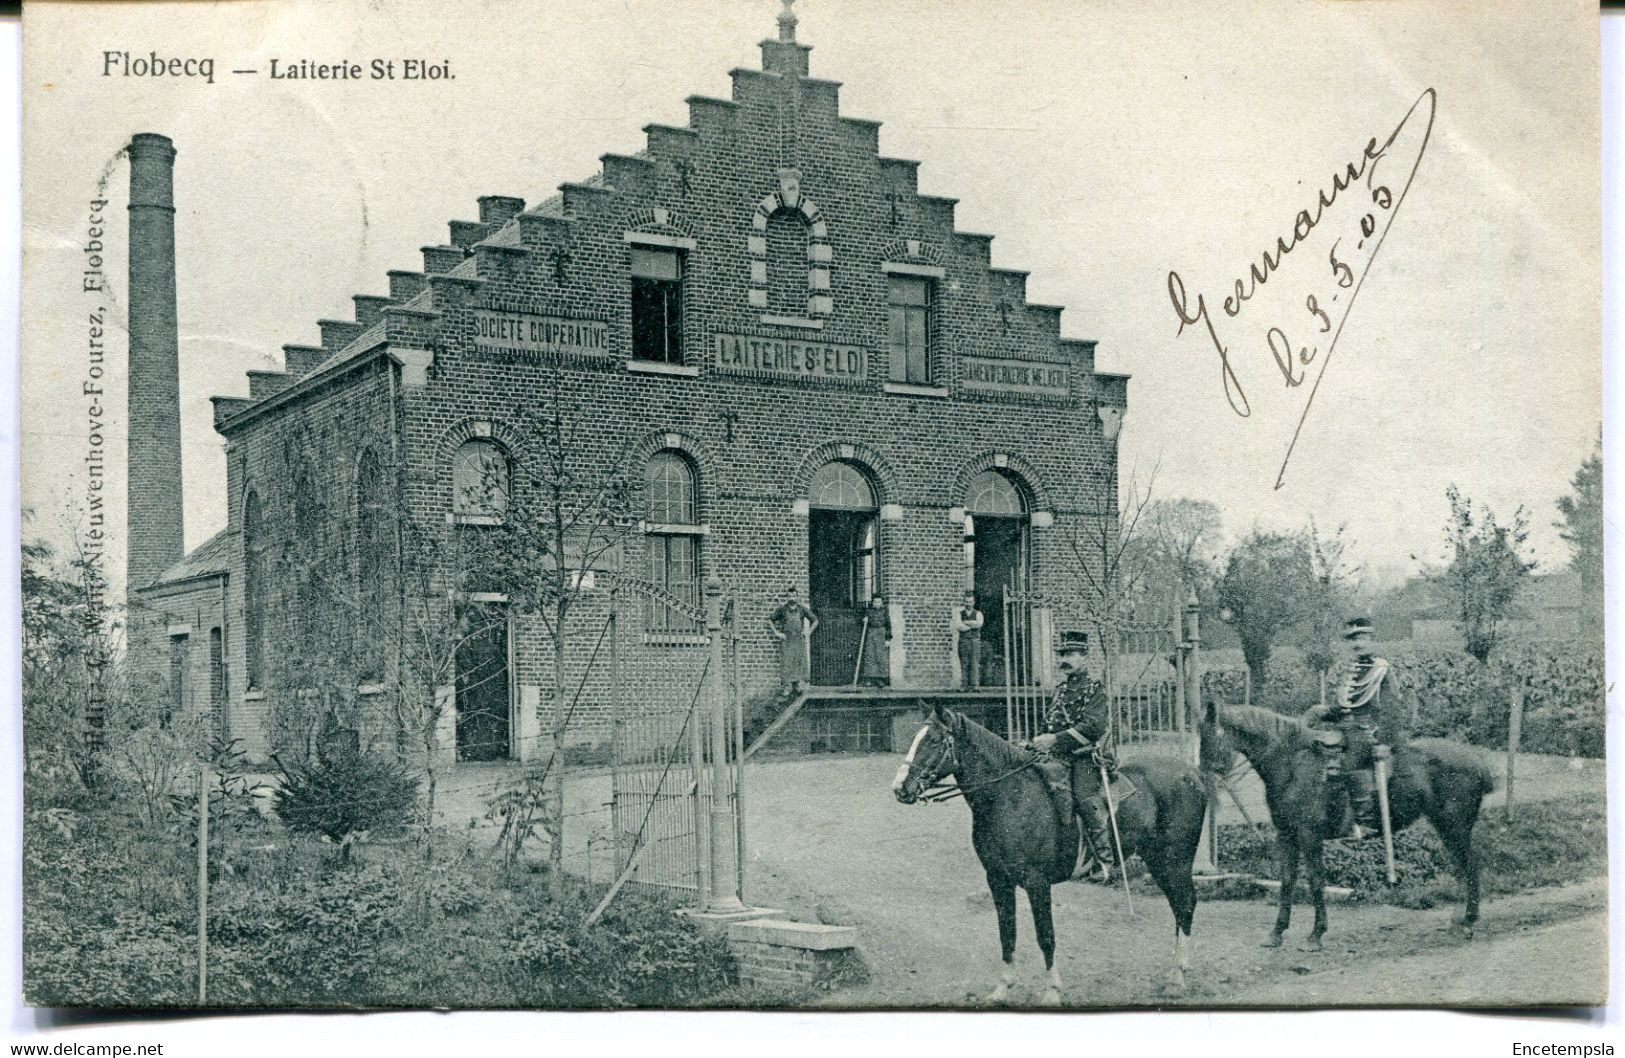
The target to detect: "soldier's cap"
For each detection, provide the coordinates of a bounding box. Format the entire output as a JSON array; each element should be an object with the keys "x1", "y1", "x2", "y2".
[
  {"x1": 1342, "y1": 616, "x2": 1375, "y2": 640},
  {"x1": 1056, "y1": 630, "x2": 1090, "y2": 656}
]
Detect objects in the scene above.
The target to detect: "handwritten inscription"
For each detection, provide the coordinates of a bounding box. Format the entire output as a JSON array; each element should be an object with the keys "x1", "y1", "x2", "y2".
[
  {"x1": 712, "y1": 332, "x2": 867, "y2": 382},
  {"x1": 1166, "y1": 88, "x2": 1437, "y2": 489},
  {"x1": 959, "y1": 356, "x2": 1071, "y2": 399}
]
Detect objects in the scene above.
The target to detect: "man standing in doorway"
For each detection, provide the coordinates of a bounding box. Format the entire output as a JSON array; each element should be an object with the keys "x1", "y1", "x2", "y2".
[{"x1": 952, "y1": 593, "x2": 985, "y2": 689}]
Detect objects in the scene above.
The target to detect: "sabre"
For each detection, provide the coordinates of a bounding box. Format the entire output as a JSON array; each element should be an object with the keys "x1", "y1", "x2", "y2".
[
  {"x1": 1101, "y1": 761, "x2": 1134, "y2": 915},
  {"x1": 1373, "y1": 746, "x2": 1397, "y2": 885}
]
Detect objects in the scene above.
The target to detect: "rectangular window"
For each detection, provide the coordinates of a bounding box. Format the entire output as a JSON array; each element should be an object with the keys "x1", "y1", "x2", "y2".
[
  {"x1": 168, "y1": 633, "x2": 191, "y2": 727},
  {"x1": 646, "y1": 533, "x2": 701, "y2": 633},
  {"x1": 631, "y1": 248, "x2": 683, "y2": 364},
  {"x1": 887, "y1": 276, "x2": 931, "y2": 384}
]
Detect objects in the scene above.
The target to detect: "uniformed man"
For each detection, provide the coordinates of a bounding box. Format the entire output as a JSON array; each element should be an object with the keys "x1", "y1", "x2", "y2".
[
  {"x1": 1306, "y1": 616, "x2": 1398, "y2": 839},
  {"x1": 1030, "y1": 634, "x2": 1118, "y2": 883}
]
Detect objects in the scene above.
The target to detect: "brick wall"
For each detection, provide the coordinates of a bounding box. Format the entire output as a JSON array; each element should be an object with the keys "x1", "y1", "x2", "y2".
[{"x1": 195, "y1": 31, "x2": 1125, "y2": 762}]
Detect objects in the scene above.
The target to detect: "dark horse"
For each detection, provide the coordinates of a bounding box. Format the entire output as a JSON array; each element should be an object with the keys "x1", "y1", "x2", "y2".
[
  {"x1": 892, "y1": 704, "x2": 1208, "y2": 1001},
  {"x1": 1199, "y1": 700, "x2": 1495, "y2": 951}
]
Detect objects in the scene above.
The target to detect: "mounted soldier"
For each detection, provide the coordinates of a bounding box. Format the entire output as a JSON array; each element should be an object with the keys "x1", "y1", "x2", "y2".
[
  {"x1": 1029, "y1": 633, "x2": 1119, "y2": 883},
  {"x1": 1304, "y1": 616, "x2": 1401, "y2": 839}
]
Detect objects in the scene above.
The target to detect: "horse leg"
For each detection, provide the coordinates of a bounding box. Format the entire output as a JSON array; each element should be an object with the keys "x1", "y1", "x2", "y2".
[
  {"x1": 1143, "y1": 844, "x2": 1195, "y2": 994},
  {"x1": 1301, "y1": 839, "x2": 1328, "y2": 952},
  {"x1": 1264, "y1": 834, "x2": 1299, "y2": 948},
  {"x1": 1028, "y1": 884, "x2": 1062, "y2": 1006},
  {"x1": 987, "y1": 874, "x2": 1018, "y2": 1004},
  {"x1": 1439, "y1": 816, "x2": 1481, "y2": 939}
]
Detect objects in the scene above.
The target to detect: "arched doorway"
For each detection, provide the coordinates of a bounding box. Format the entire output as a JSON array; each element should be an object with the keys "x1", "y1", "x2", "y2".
[
  {"x1": 965, "y1": 469, "x2": 1031, "y2": 683},
  {"x1": 807, "y1": 460, "x2": 880, "y2": 686}
]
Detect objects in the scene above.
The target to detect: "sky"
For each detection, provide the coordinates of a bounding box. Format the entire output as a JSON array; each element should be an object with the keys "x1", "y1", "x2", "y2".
[{"x1": 18, "y1": 0, "x2": 1602, "y2": 597}]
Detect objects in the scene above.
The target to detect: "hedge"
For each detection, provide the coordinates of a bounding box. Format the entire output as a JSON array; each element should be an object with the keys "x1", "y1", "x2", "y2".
[{"x1": 1202, "y1": 639, "x2": 1604, "y2": 758}]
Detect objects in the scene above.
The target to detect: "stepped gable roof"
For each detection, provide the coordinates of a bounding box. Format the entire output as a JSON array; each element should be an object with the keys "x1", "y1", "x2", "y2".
[
  {"x1": 146, "y1": 528, "x2": 236, "y2": 589},
  {"x1": 218, "y1": 12, "x2": 1106, "y2": 425}
]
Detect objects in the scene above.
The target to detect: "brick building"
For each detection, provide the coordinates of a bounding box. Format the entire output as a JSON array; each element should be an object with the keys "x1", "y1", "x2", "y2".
[{"x1": 136, "y1": 8, "x2": 1130, "y2": 765}]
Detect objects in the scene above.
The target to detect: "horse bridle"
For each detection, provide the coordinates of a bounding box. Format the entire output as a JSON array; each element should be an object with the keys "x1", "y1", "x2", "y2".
[{"x1": 909, "y1": 718, "x2": 1043, "y2": 804}]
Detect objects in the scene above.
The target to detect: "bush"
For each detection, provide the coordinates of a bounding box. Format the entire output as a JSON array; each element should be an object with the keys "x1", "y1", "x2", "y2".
[
  {"x1": 1388, "y1": 640, "x2": 1604, "y2": 757},
  {"x1": 504, "y1": 886, "x2": 736, "y2": 1007},
  {"x1": 1204, "y1": 639, "x2": 1604, "y2": 758},
  {"x1": 1214, "y1": 792, "x2": 1607, "y2": 906},
  {"x1": 273, "y1": 748, "x2": 421, "y2": 856}
]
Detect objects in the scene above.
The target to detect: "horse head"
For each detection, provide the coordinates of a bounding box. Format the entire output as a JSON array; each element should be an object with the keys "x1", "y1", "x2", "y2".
[
  {"x1": 1197, "y1": 697, "x2": 1239, "y2": 778},
  {"x1": 891, "y1": 703, "x2": 961, "y2": 804}
]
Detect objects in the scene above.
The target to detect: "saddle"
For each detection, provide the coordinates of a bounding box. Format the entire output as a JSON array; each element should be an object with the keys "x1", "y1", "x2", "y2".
[{"x1": 1035, "y1": 753, "x2": 1138, "y2": 813}]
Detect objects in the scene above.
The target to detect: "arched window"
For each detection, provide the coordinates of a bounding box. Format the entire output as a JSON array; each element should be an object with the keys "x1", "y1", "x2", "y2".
[
  {"x1": 968, "y1": 469, "x2": 1027, "y2": 516},
  {"x1": 766, "y1": 209, "x2": 810, "y2": 315},
  {"x1": 453, "y1": 439, "x2": 510, "y2": 519},
  {"x1": 809, "y1": 461, "x2": 876, "y2": 510},
  {"x1": 646, "y1": 451, "x2": 697, "y2": 525},
  {"x1": 644, "y1": 451, "x2": 701, "y2": 632},
  {"x1": 243, "y1": 490, "x2": 266, "y2": 690},
  {"x1": 355, "y1": 450, "x2": 395, "y2": 683}
]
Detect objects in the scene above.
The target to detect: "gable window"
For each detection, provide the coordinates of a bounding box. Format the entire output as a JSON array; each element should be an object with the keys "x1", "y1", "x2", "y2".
[
  {"x1": 453, "y1": 439, "x2": 510, "y2": 520},
  {"x1": 888, "y1": 276, "x2": 931, "y2": 384},
  {"x1": 644, "y1": 451, "x2": 702, "y2": 634},
  {"x1": 631, "y1": 248, "x2": 683, "y2": 364}
]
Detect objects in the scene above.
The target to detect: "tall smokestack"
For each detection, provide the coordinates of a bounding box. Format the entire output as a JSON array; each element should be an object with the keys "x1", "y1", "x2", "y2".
[{"x1": 125, "y1": 133, "x2": 185, "y2": 598}]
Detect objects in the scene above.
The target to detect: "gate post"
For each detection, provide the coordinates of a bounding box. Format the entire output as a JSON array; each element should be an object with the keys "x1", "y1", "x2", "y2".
[
  {"x1": 1182, "y1": 590, "x2": 1218, "y2": 874},
  {"x1": 704, "y1": 575, "x2": 747, "y2": 913}
]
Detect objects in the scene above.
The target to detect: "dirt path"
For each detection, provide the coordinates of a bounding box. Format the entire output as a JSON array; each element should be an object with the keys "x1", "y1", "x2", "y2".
[
  {"x1": 1227, "y1": 906, "x2": 1608, "y2": 1007},
  {"x1": 422, "y1": 748, "x2": 1605, "y2": 1007},
  {"x1": 730, "y1": 754, "x2": 1607, "y2": 1009}
]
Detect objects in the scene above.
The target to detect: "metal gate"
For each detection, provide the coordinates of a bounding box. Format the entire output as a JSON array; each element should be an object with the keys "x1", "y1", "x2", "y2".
[
  {"x1": 1002, "y1": 588, "x2": 1052, "y2": 742},
  {"x1": 1108, "y1": 624, "x2": 1184, "y2": 749},
  {"x1": 606, "y1": 577, "x2": 742, "y2": 900}
]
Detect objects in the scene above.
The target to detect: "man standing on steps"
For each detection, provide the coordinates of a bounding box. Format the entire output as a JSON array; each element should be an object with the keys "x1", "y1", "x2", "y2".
[
  {"x1": 1030, "y1": 634, "x2": 1118, "y2": 884},
  {"x1": 767, "y1": 583, "x2": 816, "y2": 697},
  {"x1": 952, "y1": 592, "x2": 985, "y2": 690}
]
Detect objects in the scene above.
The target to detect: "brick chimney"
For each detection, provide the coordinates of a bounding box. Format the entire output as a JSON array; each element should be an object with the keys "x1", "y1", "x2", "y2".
[{"x1": 125, "y1": 133, "x2": 185, "y2": 597}]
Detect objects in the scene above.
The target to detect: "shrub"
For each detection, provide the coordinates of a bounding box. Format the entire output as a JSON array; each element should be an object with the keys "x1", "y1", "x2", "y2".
[
  {"x1": 504, "y1": 886, "x2": 736, "y2": 1007},
  {"x1": 273, "y1": 748, "x2": 421, "y2": 857},
  {"x1": 1213, "y1": 792, "x2": 1607, "y2": 906}
]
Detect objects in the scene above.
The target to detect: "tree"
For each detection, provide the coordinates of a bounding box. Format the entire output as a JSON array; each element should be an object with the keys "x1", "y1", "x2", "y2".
[
  {"x1": 1555, "y1": 430, "x2": 1602, "y2": 629},
  {"x1": 276, "y1": 370, "x2": 634, "y2": 884},
  {"x1": 1140, "y1": 498, "x2": 1224, "y2": 620},
  {"x1": 1441, "y1": 485, "x2": 1536, "y2": 665},
  {"x1": 1066, "y1": 461, "x2": 1158, "y2": 685},
  {"x1": 1293, "y1": 520, "x2": 1357, "y2": 696},
  {"x1": 1215, "y1": 529, "x2": 1317, "y2": 691}
]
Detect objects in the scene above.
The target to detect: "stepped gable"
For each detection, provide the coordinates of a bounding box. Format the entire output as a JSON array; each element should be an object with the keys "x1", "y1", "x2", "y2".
[{"x1": 213, "y1": 11, "x2": 1109, "y2": 429}]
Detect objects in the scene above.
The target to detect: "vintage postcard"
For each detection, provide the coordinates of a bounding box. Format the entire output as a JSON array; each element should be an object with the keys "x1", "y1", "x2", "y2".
[{"x1": 17, "y1": 0, "x2": 1605, "y2": 1012}]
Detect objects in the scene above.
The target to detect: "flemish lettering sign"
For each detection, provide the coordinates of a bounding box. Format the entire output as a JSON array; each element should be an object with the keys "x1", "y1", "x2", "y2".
[
  {"x1": 713, "y1": 332, "x2": 868, "y2": 383},
  {"x1": 471, "y1": 309, "x2": 609, "y2": 361},
  {"x1": 958, "y1": 356, "x2": 1071, "y2": 399}
]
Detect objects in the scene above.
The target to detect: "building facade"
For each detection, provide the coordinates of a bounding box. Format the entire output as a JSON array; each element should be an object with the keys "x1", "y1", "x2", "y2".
[{"x1": 138, "y1": 11, "x2": 1129, "y2": 764}]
